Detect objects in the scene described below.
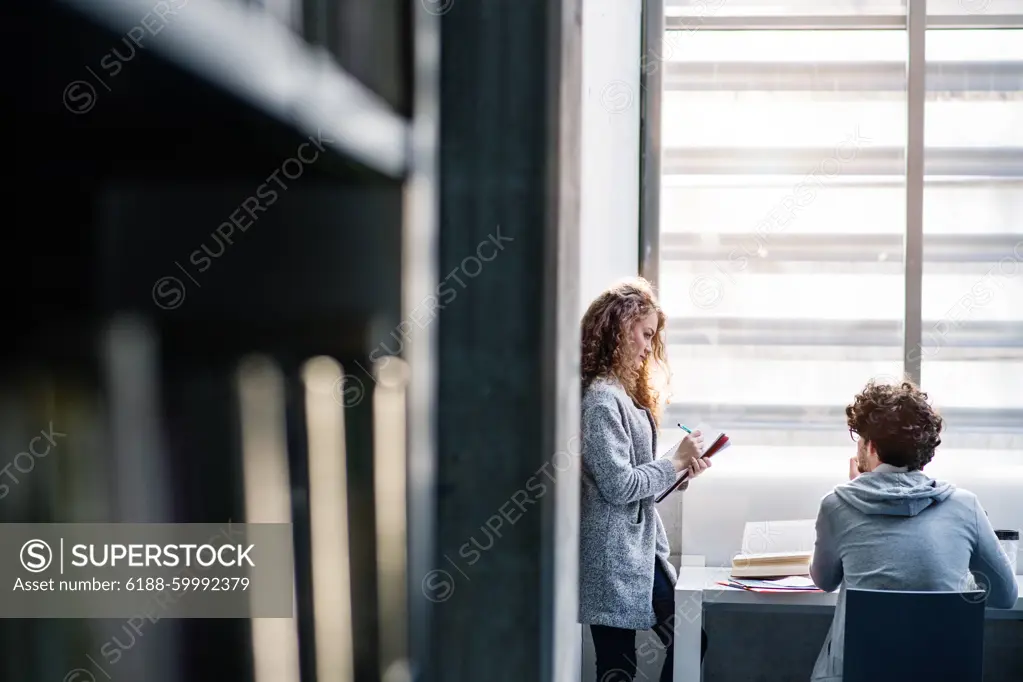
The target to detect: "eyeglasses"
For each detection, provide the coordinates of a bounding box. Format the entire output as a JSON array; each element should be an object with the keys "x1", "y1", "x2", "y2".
[{"x1": 849, "y1": 429, "x2": 860, "y2": 442}]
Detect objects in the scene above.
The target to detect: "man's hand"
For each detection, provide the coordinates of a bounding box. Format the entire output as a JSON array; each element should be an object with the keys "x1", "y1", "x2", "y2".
[{"x1": 849, "y1": 456, "x2": 861, "y2": 481}]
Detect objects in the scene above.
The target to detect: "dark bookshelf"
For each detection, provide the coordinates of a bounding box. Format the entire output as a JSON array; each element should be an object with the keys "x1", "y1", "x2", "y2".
[
  {"x1": 3, "y1": 0, "x2": 585, "y2": 680},
  {"x1": 3, "y1": 1, "x2": 434, "y2": 682}
]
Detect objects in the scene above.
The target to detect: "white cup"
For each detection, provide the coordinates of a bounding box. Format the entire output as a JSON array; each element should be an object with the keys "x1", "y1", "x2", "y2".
[{"x1": 995, "y1": 530, "x2": 1019, "y2": 575}]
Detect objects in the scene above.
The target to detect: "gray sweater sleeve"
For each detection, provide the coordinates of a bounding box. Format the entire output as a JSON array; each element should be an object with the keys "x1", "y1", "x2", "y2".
[
  {"x1": 970, "y1": 496, "x2": 1019, "y2": 609},
  {"x1": 581, "y1": 399, "x2": 677, "y2": 505},
  {"x1": 810, "y1": 496, "x2": 843, "y2": 593}
]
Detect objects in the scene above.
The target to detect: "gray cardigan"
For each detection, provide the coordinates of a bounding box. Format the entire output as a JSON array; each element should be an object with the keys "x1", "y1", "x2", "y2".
[{"x1": 579, "y1": 377, "x2": 684, "y2": 630}]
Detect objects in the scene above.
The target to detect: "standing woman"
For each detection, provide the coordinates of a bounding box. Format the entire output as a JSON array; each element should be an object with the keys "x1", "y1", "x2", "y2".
[{"x1": 579, "y1": 278, "x2": 710, "y2": 682}]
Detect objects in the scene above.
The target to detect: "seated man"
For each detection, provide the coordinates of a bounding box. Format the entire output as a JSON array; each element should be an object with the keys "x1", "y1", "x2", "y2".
[{"x1": 809, "y1": 379, "x2": 1018, "y2": 682}]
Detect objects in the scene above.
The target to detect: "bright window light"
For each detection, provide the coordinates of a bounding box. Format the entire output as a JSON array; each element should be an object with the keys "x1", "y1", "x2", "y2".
[{"x1": 658, "y1": 22, "x2": 1023, "y2": 453}]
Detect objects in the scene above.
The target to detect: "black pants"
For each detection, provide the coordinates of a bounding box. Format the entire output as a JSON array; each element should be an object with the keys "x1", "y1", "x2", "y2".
[{"x1": 591, "y1": 562, "x2": 707, "y2": 682}]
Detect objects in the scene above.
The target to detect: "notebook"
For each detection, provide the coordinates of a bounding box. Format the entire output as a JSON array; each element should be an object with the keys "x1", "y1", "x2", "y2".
[{"x1": 654, "y1": 427, "x2": 730, "y2": 503}]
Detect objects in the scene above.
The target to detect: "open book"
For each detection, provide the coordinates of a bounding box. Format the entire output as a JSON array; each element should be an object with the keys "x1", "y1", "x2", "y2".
[
  {"x1": 731, "y1": 551, "x2": 814, "y2": 578},
  {"x1": 730, "y1": 519, "x2": 817, "y2": 578},
  {"x1": 654, "y1": 426, "x2": 730, "y2": 503}
]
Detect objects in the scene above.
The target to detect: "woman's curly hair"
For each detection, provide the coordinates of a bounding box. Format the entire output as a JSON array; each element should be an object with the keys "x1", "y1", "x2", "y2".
[
  {"x1": 580, "y1": 278, "x2": 670, "y2": 423},
  {"x1": 846, "y1": 378, "x2": 944, "y2": 470}
]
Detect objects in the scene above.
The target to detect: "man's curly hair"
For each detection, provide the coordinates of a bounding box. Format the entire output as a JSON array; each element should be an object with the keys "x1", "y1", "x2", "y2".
[
  {"x1": 846, "y1": 379, "x2": 944, "y2": 470},
  {"x1": 580, "y1": 277, "x2": 670, "y2": 423}
]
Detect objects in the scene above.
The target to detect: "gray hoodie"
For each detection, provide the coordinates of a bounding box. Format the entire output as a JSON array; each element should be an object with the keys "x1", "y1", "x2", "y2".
[{"x1": 809, "y1": 463, "x2": 1019, "y2": 682}]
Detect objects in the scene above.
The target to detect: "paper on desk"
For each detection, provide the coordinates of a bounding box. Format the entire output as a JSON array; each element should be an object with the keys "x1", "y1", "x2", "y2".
[
  {"x1": 727, "y1": 578, "x2": 818, "y2": 590},
  {"x1": 722, "y1": 576, "x2": 823, "y2": 592},
  {"x1": 764, "y1": 576, "x2": 817, "y2": 588}
]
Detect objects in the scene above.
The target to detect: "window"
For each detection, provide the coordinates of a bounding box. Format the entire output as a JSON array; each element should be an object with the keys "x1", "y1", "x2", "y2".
[
  {"x1": 920, "y1": 27, "x2": 1023, "y2": 451},
  {"x1": 656, "y1": 2, "x2": 1023, "y2": 459}
]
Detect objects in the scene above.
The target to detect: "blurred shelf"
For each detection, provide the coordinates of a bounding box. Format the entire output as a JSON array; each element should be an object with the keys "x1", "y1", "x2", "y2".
[{"x1": 59, "y1": 0, "x2": 409, "y2": 178}]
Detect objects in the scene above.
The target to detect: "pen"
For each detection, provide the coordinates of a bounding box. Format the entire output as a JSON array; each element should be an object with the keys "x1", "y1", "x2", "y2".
[{"x1": 678, "y1": 423, "x2": 692, "y2": 434}]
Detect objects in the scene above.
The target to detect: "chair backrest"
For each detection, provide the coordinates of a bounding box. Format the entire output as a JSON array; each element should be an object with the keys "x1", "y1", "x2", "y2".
[{"x1": 843, "y1": 588, "x2": 986, "y2": 682}]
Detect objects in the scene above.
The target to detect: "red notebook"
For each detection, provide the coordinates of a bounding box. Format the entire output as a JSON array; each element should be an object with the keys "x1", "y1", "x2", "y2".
[{"x1": 654, "y1": 430, "x2": 730, "y2": 503}]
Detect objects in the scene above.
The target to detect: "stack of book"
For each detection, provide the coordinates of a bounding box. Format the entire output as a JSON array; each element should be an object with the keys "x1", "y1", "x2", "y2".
[{"x1": 730, "y1": 550, "x2": 814, "y2": 579}]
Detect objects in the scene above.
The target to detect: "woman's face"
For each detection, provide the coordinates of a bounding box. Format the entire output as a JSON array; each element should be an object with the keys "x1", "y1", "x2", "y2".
[{"x1": 628, "y1": 311, "x2": 659, "y2": 369}]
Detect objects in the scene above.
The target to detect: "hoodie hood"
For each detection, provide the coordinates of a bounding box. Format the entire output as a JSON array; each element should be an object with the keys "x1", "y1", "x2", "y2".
[{"x1": 834, "y1": 465, "x2": 956, "y2": 517}]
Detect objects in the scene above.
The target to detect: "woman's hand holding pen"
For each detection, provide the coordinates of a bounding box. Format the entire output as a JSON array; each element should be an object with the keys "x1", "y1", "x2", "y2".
[{"x1": 671, "y1": 430, "x2": 705, "y2": 474}]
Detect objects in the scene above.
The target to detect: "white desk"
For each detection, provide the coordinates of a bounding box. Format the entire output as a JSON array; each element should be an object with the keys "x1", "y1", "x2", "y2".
[{"x1": 673, "y1": 567, "x2": 1023, "y2": 682}]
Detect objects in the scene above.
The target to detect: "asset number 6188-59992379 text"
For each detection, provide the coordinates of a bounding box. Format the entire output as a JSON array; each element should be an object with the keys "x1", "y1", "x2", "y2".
[{"x1": 125, "y1": 576, "x2": 251, "y2": 591}]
